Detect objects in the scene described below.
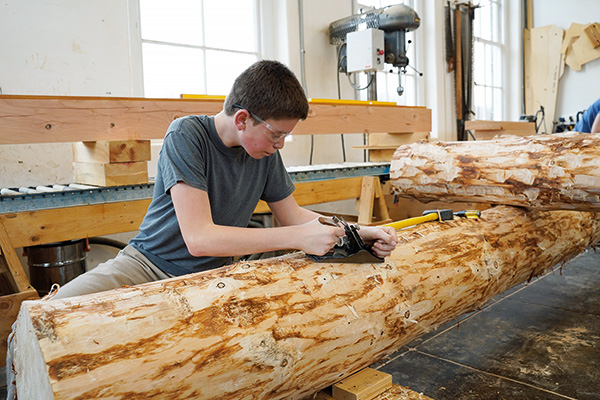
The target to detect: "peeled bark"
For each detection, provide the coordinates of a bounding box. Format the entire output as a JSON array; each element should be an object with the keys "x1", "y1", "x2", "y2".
[
  {"x1": 13, "y1": 206, "x2": 600, "y2": 400},
  {"x1": 390, "y1": 132, "x2": 600, "y2": 210}
]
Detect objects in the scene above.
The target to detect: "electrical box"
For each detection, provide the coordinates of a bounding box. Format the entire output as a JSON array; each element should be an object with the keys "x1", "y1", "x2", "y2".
[{"x1": 346, "y1": 28, "x2": 385, "y2": 73}]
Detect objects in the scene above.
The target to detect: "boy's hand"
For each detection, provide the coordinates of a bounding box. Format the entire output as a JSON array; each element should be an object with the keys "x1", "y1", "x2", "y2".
[
  {"x1": 297, "y1": 218, "x2": 345, "y2": 256},
  {"x1": 358, "y1": 225, "x2": 398, "y2": 258}
]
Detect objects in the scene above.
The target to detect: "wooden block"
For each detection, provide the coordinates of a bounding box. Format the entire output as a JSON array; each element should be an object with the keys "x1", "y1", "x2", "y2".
[
  {"x1": 73, "y1": 161, "x2": 149, "y2": 187},
  {"x1": 332, "y1": 368, "x2": 393, "y2": 400},
  {"x1": 313, "y1": 390, "x2": 336, "y2": 400},
  {"x1": 584, "y1": 23, "x2": 600, "y2": 48},
  {"x1": 371, "y1": 384, "x2": 435, "y2": 400},
  {"x1": 73, "y1": 140, "x2": 151, "y2": 163},
  {"x1": 312, "y1": 383, "x2": 434, "y2": 400}
]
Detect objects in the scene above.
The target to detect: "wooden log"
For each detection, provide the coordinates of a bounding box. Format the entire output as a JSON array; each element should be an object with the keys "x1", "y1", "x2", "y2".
[
  {"x1": 13, "y1": 206, "x2": 600, "y2": 399},
  {"x1": 390, "y1": 132, "x2": 600, "y2": 210}
]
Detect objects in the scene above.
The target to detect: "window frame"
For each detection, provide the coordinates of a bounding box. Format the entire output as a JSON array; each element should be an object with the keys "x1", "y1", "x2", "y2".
[{"x1": 138, "y1": 0, "x2": 262, "y2": 98}]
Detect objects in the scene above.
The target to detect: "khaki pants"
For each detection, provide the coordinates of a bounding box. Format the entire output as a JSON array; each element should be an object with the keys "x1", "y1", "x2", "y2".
[
  {"x1": 52, "y1": 245, "x2": 173, "y2": 299},
  {"x1": 5, "y1": 245, "x2": 173, "y2": 398}
]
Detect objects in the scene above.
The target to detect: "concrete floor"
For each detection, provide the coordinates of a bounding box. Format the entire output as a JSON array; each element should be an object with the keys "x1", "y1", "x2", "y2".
[
  {"x1": 373, "y1": 248, "x2": 600, "y2": 400},
  {"x1": 2, "y1": 248, "x2": 599, "y2": 399}
]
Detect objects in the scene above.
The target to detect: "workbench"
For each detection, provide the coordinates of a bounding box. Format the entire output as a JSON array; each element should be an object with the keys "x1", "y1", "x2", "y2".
[{"x1": 0, "y1": 95, "x2": 431, "y2": 366}]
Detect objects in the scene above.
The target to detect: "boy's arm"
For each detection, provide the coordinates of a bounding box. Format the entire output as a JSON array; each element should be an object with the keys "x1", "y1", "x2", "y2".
[{"x1": 170, "y1": 182, "x2": 344, "y2": 257}]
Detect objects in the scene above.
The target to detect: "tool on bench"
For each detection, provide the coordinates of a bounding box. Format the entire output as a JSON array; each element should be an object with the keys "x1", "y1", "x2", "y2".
[
  {"x1": 307, "y1": 216, "x2": 385, "y2": 264},
  {"x1": 383, "y1": 209, "x2": 481, "y2": 230}
]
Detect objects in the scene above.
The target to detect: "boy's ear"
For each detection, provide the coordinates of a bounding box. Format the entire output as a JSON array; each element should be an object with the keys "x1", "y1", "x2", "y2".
[{"x1": 233, "y1": 109, "x2": 250, "y2": 131}]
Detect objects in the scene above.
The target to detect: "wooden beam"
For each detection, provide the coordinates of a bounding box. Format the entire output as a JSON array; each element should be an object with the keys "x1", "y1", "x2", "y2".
[
  {"x1": 0, "y1": 221, "x2": 34, "y2": 293},
  {"x1": 0, "y1": 95, "x2": 431, "y2": 144},
  {"x1": 295, "y1": 104, "x2": 431, "y2": 135},
  {"x1": 13, "y1": 206, "x2": 600, "y2": 399},
  {"x1": 390, "y1": 132, "x2": 600, "y2": 210},
  {"x1": 0, "y1": 95, "x2": 224, "y2": 144},
  {"x1": 0, "y1": 199, "x2": 151, "y2": 248}
]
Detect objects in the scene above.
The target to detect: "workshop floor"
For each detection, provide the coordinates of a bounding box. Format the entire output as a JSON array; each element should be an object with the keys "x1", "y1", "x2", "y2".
[
  {"x1": 373, "y1": 248, "x2": 600, "y2": 400},
  {"x1": 1, "y1": 249, "x2": 598, "y2": 399}
]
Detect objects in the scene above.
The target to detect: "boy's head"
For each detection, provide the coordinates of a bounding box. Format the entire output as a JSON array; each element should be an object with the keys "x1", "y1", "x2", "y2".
[{"x1": 224, "y1": 60, "x2": 309, "y2": 121}]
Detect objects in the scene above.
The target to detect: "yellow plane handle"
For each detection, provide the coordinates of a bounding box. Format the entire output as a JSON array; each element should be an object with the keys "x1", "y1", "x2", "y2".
[{"x1": 383, "y1": 212, "x2": 440, "y2": 230}]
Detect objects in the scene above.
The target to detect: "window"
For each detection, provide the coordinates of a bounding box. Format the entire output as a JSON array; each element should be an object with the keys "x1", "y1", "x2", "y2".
[
  {"x1": 355, "y1": 0, "x2": 419, "y2": 106},
  {"x1": 139, "y1": 0, "x2": 260, "y2": 98},
  {"x1": 473, "y1": 0, "x2": 503, "y2": 120}
]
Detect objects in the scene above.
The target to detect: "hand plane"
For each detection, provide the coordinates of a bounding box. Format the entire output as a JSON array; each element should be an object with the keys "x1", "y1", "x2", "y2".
[{"x1": 307, "y1": 216, "x2": 385, "y2": 264}]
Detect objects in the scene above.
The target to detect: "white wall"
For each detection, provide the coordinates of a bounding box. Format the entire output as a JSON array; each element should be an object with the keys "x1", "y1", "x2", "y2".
[
  {"x1": 0, "y1": 0, "x2": 142, "y2": 188},
  {"x1": 532, "y1": 0, "x2": 600, "y2": 121}
]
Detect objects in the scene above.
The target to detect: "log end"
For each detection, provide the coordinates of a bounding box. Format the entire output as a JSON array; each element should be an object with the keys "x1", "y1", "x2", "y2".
[{"x1": 14, "y1": 301, "x2": 54, "y2": 400}]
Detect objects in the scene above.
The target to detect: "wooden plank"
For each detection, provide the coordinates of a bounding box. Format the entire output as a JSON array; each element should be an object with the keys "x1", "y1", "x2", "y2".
[
  {"x1": 295, "y1": 105, "x2": 431, "y2": 135},
  {"x1": 464, "y1": 120, "x2": 535, "y2": 132},
  {"x1": 0, "y1": 95, "x2": 431, "y2": 144},
  {"x1": 366, "y1": 132, "x2": 429, "y2": 147},
  {"x1": 561, "y1": 23, "x2": 585, "y2": 71},
  {"x1": 72, "y1": 140, "x2": 151, "y2": 163},
  {"x1": 0, "y1": 95, "x2": 223, "y2": 144},
  {"x1": 0, "y1": 199, "x2": 151, "y2": 248},
  {"x1": 528, "y1": 25, "x2": 564, "y2": 128},
  {"x1": 332, "y1": 368, "x2": 392, "y2": 400},
  {"x1": 73, "y1": 161, "x2": 149, "y2": 186},
  {"x1": 584, "y1": 22, "x2": 600, "y2": 49},
  {"x1": 12, "y1": 205, "x2": 600, "y2": 399},
  {"x1": 0, "y1": 289, "x2": 39, "y2": 368}
]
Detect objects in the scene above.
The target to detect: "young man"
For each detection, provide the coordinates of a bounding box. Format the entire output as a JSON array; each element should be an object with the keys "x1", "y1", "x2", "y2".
[{"x1": 51, "y1": 60, "x2": 398, "y2": 299}]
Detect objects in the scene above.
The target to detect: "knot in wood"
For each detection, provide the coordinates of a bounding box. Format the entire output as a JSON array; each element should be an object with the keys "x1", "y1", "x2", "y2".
[{"x1": 216, "y1": 282, "x2": 226, "y2": 289}]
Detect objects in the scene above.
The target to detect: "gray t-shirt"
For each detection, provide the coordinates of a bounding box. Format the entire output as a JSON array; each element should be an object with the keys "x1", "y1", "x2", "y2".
[{"x1": 130, "y1": 115, "x2": 295, "y2": 276}]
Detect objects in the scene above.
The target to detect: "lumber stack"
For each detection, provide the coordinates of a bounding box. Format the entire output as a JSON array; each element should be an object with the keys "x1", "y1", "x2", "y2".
[
  {"x1": 13, "y1": 205, "x2": 600, "y2": 399},
  {"x1": 389, "y1": 132, "x2": 600, "y2": 210},
  {"x1": 72, "y1": 140, "x2": 151, "y2": 186}
]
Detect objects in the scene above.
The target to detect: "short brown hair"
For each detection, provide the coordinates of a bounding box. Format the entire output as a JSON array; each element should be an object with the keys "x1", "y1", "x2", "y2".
[{"x1": 224, "y1": 60, "x2": 309, "y2": 121}]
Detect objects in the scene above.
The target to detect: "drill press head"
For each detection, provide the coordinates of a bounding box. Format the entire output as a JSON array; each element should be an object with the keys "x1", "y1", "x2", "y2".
[{"x1": 327, "y1": 4, "x2": 421, "y2": 96}]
